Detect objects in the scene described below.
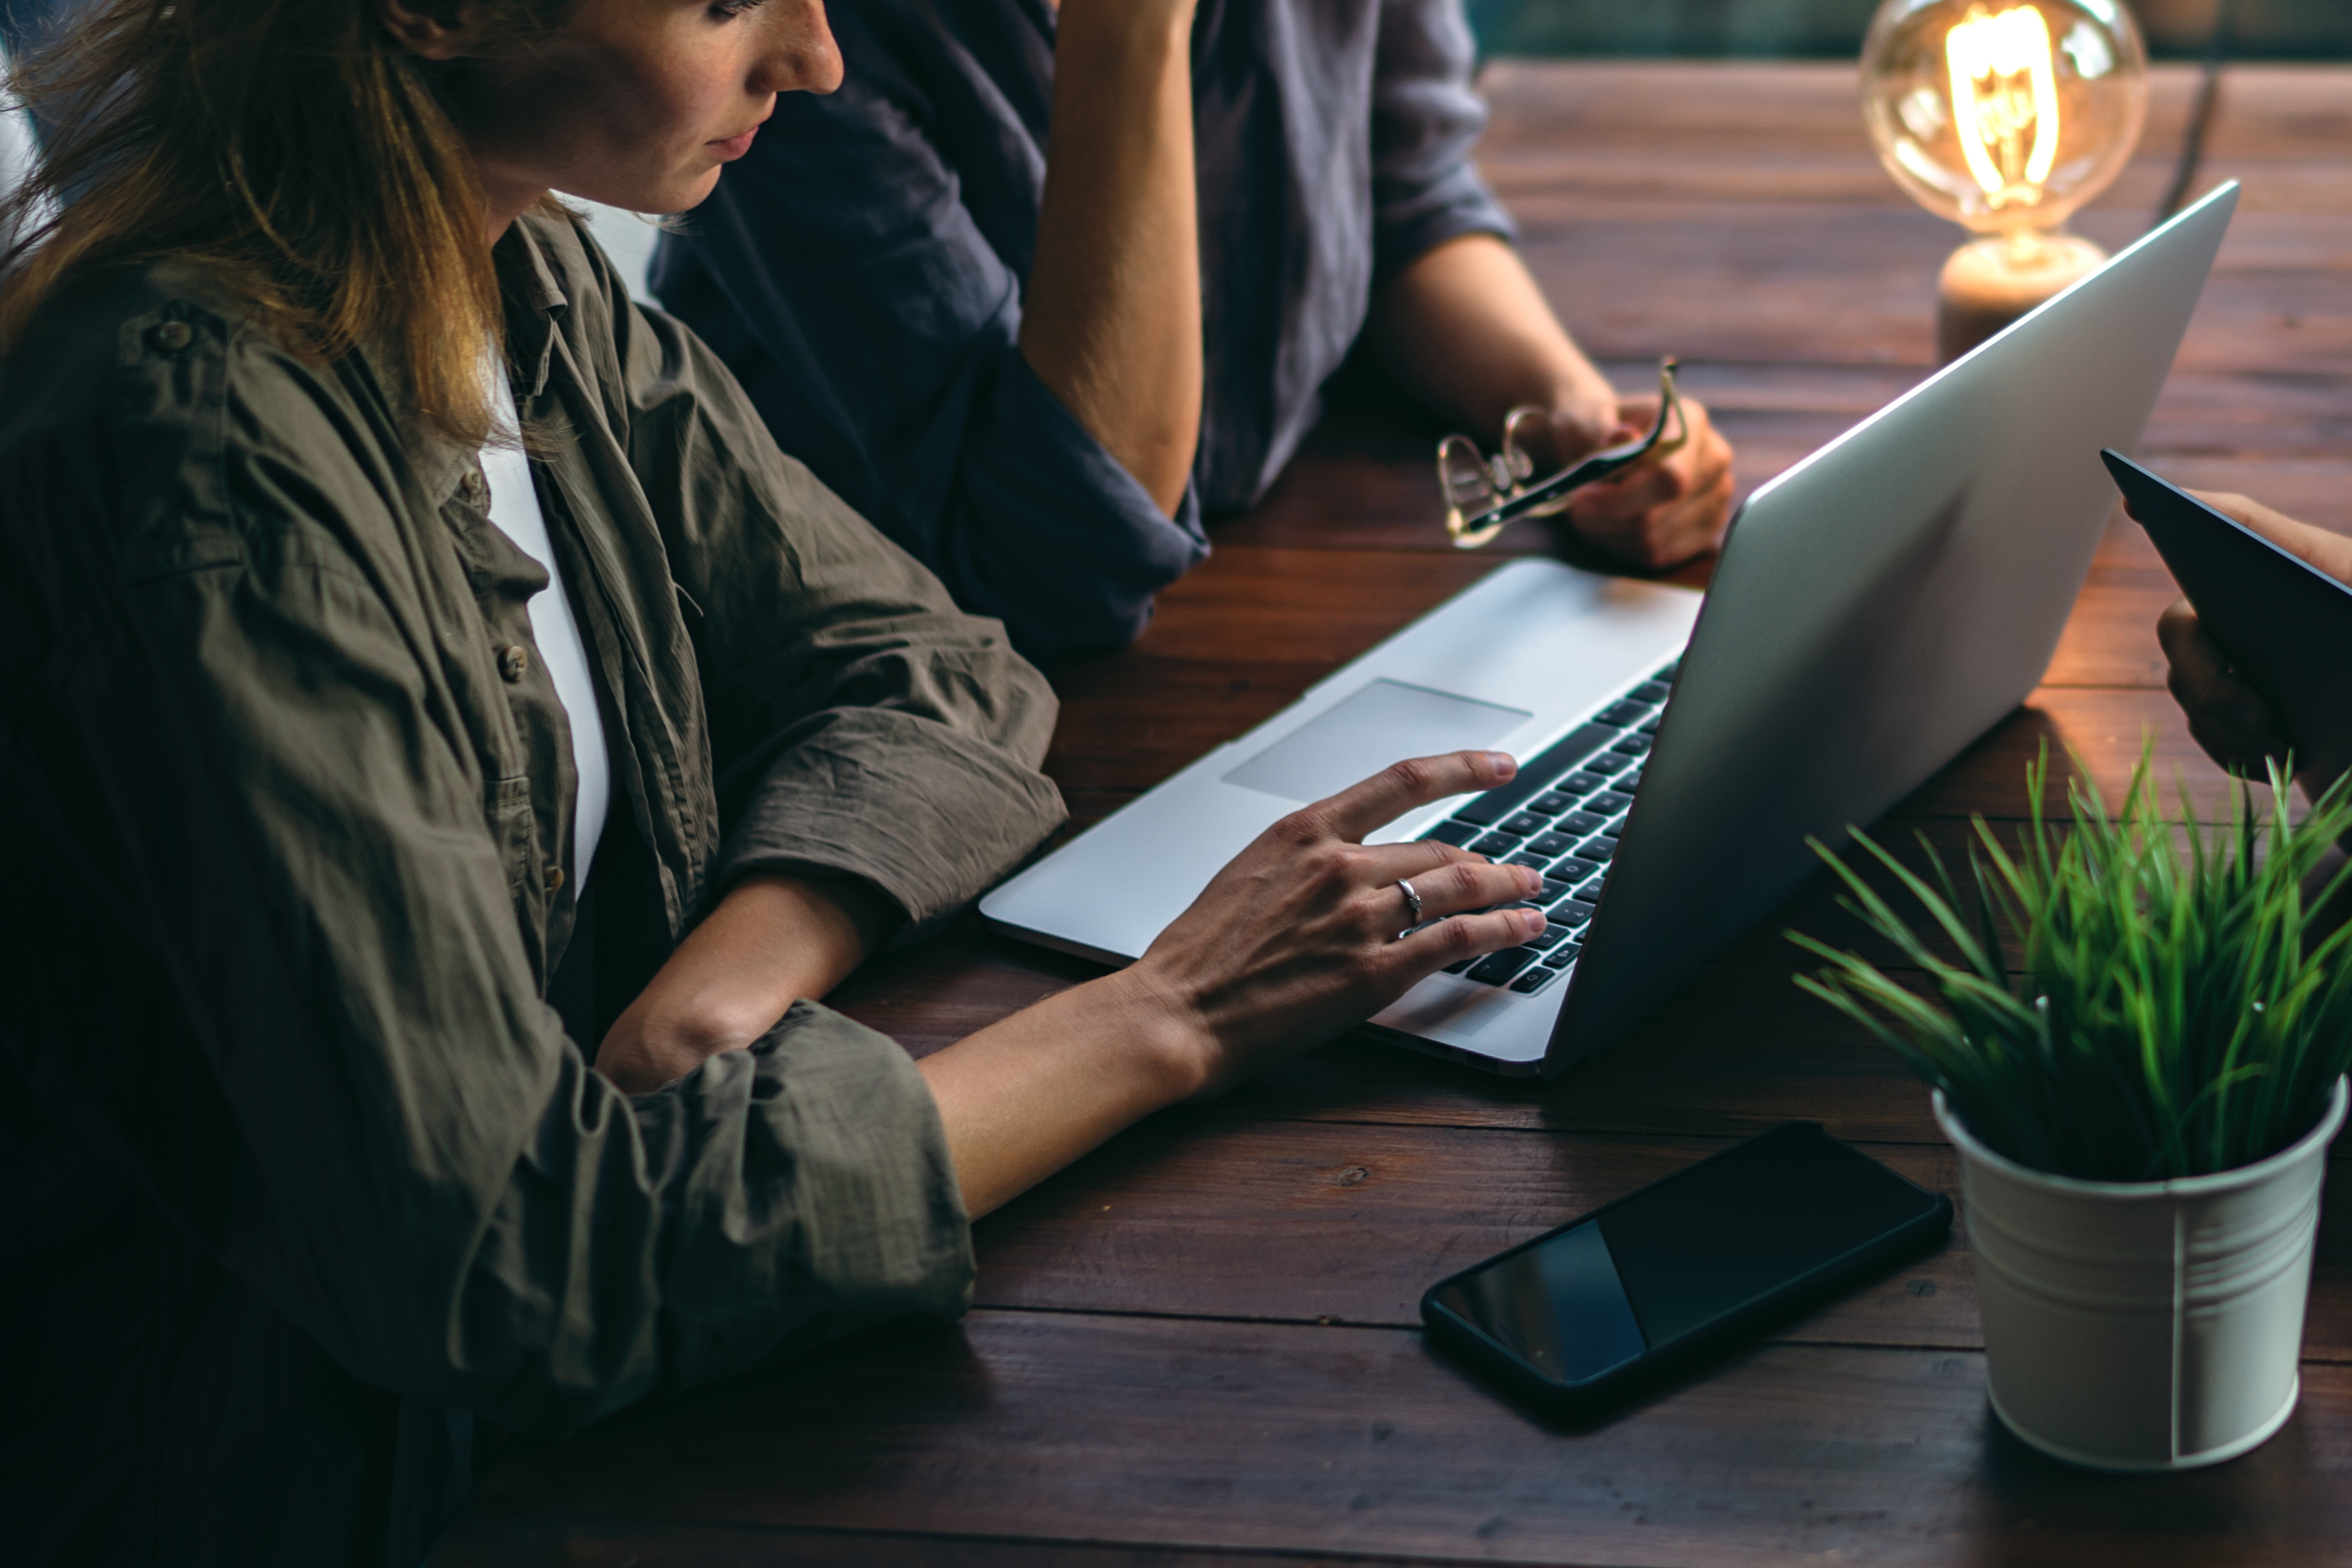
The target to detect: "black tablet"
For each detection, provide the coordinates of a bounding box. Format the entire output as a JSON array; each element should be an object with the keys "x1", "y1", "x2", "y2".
[{"x1": 2103, "y1": 449, "x2": 2352, "y2": 785}]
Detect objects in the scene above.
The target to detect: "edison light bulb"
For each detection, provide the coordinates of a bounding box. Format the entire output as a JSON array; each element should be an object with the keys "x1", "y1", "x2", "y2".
[{"x1": 1861, "y1": 0, "x2": 2148, "y2": 359}]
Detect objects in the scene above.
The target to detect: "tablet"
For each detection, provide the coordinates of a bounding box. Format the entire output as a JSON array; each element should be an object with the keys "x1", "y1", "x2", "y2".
[{"x1": 2103, "y1": 448, "x2": 2352, "y2": 785}]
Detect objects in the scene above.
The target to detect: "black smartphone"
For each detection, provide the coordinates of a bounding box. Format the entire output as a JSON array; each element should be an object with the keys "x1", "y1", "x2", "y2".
[{"x1": 1422, "y1": 1123, "x2": 1951, "y2": 1412}]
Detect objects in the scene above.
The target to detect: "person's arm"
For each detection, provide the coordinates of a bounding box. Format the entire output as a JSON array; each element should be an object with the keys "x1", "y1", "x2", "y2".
[
  {"x1": 1369, "y1": 232, "x2": 1734, "y2": 576},
  {"x1": 917, "y1": 751, "x2": 1543, "y2": 1217},
  {"x1": 1359, "y1": 0, "x2": 1731, "y2": 570},
  {"x1": 2151, "y1": 490, "x2": 2352, "y2": 781},
  {"x1": 595, "y1": 871, "x2": 899, "y2": 1093},
  {"x1": 1019, "y1": 0, "x2": 1202, "y2": 518},
  {"x1": 650, "y1": 22, "x2": 1205, "y2": 664}
]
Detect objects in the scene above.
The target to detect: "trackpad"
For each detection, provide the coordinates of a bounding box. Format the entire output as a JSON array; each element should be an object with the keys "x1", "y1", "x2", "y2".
[{"x1": 1222, "y1": 679, "x2": 1531, "y2": 804}]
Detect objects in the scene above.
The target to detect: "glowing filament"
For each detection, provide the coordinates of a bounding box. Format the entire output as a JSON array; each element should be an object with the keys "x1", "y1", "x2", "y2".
[{"x1": 1946, "y1": 4, "x2": 2062, "y2": 210}]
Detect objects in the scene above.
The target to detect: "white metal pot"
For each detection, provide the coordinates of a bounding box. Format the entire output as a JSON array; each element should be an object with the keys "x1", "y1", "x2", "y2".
[{"x1": 1937, "y1": 1075, "x2": 2347, "y2": 1471}]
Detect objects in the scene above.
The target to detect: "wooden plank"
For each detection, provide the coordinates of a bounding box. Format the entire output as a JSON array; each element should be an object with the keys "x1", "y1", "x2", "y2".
[
  {"x1": 432, "y1": 1520, "x2": 1504, "y2": 1568},
  {"x1": 969, "y1": 1119, "x2": 2352, "y2": 1360},
  {"x1": 452, "y1": 1311, "x2": 2352, "y2": 1567},
  {"x1": 976, "y1": 1123, "x2": 1976, "y2": 1344}
]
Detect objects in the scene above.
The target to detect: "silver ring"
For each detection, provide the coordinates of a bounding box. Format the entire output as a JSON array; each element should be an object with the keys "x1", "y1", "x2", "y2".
[{"x1": 1396, "y1": 878, "x2": 1423, "y2": 940}]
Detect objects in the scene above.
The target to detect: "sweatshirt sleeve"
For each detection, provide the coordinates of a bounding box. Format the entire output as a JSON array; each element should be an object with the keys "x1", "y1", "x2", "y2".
[
  {"x1": 1370, "y1": 0, "x2": 1518, "y2": 283},
  {"x1": 650, "y1": 15, "x2": 1207, "y2": 666}
]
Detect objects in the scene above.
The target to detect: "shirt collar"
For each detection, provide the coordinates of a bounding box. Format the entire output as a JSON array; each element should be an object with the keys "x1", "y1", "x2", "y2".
[{"x1": 496, "y1": 213, "x2": 571, "y2": 404}]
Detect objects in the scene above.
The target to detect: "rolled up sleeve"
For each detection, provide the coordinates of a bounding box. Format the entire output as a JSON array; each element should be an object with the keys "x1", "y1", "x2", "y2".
[
  {"x1": 603, "y1": 280, "x2": 1068, "y2": 935},
  {"x1": 654, "y1": 50, "x2": 1206, "y2": 665},
  {"x1": 1371, "y1": 0, "x2": 1517, "y2": 283}
]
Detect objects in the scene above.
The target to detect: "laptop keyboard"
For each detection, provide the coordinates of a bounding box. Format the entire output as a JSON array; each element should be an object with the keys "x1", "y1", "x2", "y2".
[{"x1": 1415, "y1": 658, "x2": 1679, "y2": 998}]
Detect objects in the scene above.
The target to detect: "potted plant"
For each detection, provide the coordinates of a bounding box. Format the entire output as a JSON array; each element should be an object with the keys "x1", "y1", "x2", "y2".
[{"x1": 1790, "y1": 744, "x2": 2352, "y2": 1471}]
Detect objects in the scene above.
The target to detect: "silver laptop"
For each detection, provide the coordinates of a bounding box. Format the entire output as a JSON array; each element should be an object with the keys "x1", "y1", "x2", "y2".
[{"x1": 983, "y1": 182, "x2": 2238, "y2": 1078}]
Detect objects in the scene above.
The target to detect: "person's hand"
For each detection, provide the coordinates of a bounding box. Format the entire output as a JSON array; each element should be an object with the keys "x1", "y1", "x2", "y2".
[
  {"x1": 2146, "y1": 491, "x2": 2352, "y2": 780},
  {"x1": 1526, "y1": 391, "x2": 1737, "y2": 570},
  {"x1": 1122, "y1": 750, "x2": 1548, "y2": 1098}
]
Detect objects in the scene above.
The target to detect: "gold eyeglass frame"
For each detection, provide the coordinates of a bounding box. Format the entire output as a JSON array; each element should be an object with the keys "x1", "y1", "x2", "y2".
[{"x1": 1437, "y1": 357, "x2": 1688, "y2": 549}]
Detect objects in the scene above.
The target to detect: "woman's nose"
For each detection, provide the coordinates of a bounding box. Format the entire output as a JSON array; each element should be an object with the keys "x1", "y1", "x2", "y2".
[{"x1": 753, "y1": 0, "x2": 845, "y2": 97}]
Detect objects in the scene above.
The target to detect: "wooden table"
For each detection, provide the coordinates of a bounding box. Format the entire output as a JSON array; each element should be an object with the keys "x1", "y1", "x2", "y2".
[{"x1": 435, "y1": 63, "x2": 2352, "y2": 1567}]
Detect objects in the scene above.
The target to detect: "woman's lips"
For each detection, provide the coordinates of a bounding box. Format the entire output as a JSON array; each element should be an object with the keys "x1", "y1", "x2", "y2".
[{"x1": 709, "y1": 126, "x2": 760, "y2": 161}]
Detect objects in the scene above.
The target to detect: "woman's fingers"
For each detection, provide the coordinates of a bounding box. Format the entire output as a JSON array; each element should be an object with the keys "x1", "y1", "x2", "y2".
[
  {"x1": 1355, "y1": 839, "x2": 1540, "y2": 925},
  {"x1": 1397, "y1": 906, "x2": 1548, "y2": 968},
  {"x1": 1291, "y1": 750, "x2": 1518, "y2": 845}
]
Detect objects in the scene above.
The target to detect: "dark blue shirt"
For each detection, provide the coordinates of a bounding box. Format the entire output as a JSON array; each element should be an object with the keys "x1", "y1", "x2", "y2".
[{"x1": 655, "y1": 0, "x2": 1512, "y2": 664}]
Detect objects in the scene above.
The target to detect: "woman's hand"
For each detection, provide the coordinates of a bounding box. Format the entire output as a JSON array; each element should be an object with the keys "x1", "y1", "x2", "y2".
[
  {"x1": 2149, "y1": 491, "x2": 2352, "y2": 779},
  {"x1": 1126, "y1": 750, "x2": 1546, "y2": 1095},
  {"x1": 914, "y1": 749, "x2": 1544, "y2": 1217}
]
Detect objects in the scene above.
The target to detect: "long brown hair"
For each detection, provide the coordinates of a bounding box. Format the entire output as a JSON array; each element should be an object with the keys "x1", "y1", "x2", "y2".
[{"x1": 0, "y1": 0, "x2": 569, "y2": 446}]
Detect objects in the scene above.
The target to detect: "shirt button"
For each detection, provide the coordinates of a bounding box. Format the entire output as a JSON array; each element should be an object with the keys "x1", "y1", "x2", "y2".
[
  {"x1": 498, "y1": 644, "x2": 529, "y2": 683},
  {"x1": 150, "y1": 321, "x2": 192, "y2": 354},
  {"x1": 544, "y1": 865, "x2": 565, "y2": 893}
]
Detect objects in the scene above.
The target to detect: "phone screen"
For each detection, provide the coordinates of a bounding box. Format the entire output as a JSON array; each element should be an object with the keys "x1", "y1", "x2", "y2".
[{"x1": 1428, "y1": 1125, "x2": 1940, "y2": 1386}]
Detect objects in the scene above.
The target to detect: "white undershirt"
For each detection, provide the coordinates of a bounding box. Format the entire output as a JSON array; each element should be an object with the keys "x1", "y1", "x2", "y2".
[{"x1": 483, "y1": 371, "x2": 608, "y2": 896}]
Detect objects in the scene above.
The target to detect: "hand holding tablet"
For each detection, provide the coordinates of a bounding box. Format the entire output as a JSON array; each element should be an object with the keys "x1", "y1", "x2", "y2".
[{"x1": 2104, "y1": 451, "x2": 2352, "y2": 792}]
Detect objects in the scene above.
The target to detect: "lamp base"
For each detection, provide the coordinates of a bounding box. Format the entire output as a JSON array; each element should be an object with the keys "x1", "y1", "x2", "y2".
[{"x1": 1936, "y1": 233, "x2": 2109, "y2": 363}]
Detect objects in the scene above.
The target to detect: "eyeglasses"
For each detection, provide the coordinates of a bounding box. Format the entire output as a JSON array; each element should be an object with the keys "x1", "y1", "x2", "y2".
[{"x1": 1437, "y1": 357, "x2": 1688, "y2": 549}]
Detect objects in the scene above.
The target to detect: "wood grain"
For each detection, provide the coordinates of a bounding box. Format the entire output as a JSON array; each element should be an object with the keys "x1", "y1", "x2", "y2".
[{"x1": 446, "y1": 1312, "x2": 2352, "y2": 1568}]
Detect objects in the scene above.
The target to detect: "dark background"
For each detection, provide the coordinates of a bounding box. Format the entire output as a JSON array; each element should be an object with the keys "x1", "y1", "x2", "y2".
[{"x1": 1469, "y1": 0, "x2": 2350, "y2": 59}]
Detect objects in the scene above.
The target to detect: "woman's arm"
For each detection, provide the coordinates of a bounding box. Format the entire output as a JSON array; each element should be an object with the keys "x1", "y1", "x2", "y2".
[
  {"x1": 595, "y1": 871, "x2": 899, "y2": 1093},
  {"x1": 1370, "y1": 233, "x2": 1736, "y2": 570},
  {"x1": 1019, "y1": 0, "x2": 1202, "y2": 518},
  {"x1": 918, "y1": 751, "x2": 1541, "y2": 1217}
]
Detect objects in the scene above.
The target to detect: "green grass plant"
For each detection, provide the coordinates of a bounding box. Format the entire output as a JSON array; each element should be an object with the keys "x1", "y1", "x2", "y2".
[{"x1": 1789, "y1": 740, "x2": 2352, "y2": 1181}]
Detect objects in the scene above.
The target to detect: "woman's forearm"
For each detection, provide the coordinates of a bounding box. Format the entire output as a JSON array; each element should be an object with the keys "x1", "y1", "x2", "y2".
[
  {"x1": 1019, "y1": 0, "x2": 1202, "y2": 517},
  {"x1": 595, "y1": 872, "x2": 899, "y2": 1093}
]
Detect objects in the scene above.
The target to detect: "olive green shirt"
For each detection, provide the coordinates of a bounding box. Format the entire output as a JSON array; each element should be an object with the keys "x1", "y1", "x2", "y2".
[{"x1": 0, "y1": 212, "x2": 1065, "y2": 1567}]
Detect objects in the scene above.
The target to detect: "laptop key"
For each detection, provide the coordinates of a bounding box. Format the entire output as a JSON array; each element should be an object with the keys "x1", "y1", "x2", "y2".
[
  {"x1": 1528, "y1": 792, "x2": 1576, "y2": 816},
  {"x1": 1560, "y1": 773, "x2": 1609, "y2": 796},
  {"x1": 1537, "y1": 876, "x2": 1576, "y2": 904},
  {"x1": 1541, "y1": 941, "x2": 1583, "y2": 968},
  {"x1": 1591, "y1": 790, "x2": 1635, "y2": 815},
  {"x1": 1584, "y1": 753, "x2": 1630, "y2": 776},
  {"x1": 1632, "y1": 681, "x2": 1672, "y2": 703},
  {"x1": 1571, "y1": 840, "x2": 1613, "y2": 865},
  {"x1": 1525, "y1": 921, "x2": 1572, "y2": 952},
  {"x1": 1597, "y1": 701, "x2": 1647, "y2": 728},
  {"x1": 1470, "y1": 832, "x2": 1522, "y2": 857},
  {"x1": 1527, "y1": 831, "x2": 1578, "y2": 858},
  {"x1": 1420, "y1": 818, "x2": 1481, "y2": 847},
  {"x1": 1551, "y1": 898, "x2": 1599, "y2": 928},
  {"x1": 1637, "y1": 717, "x2": 1660, "y2": 735},
  {"x1": 1556, "y1": 810, "x2": 1607, "y2": 837},
  {"x1": 1611, "y1": 734, "x2": 1651, "y2": 758},
  {"x1": 1498, "y1": 811, "x2": 1547, "y2": 837},
  {"x1": 1443, "y1": 957, "x2": 1477, "y2": 974},
  {"x1": 1510, "y1": 966, "x2": 1563, "y2": 995},
  {"x1": 1465, "y1": 947, "x2": 1539, "y2": 985},
  {"x1": 1505, "y1": 852, "x2": 1553, "y2": 872},
  {"x1": 1446, "y1": 722, "x2": 1618, "y2": 824}
]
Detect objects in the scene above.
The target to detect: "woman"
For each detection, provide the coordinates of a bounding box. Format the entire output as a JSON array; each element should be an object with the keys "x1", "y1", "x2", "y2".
[
  {"x1": 655, "y1": 0, "x2": 1740, "y2": 664},
  {"x1": 0, "y1": 3, "x2": 1544, "y2": 1564}
]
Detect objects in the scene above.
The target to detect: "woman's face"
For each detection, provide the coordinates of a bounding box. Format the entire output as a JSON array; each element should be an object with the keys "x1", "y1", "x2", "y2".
[{"x1": 410, "y1": 0, "x2": 841, "y2": 219}]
